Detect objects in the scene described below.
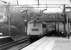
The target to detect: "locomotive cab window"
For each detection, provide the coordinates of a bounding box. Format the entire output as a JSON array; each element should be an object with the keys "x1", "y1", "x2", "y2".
[{"x1": 42, "y1": 24, "x2": 46, "y2": 28}]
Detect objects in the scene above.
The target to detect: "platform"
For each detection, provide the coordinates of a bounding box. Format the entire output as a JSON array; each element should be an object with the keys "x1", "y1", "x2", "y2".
[{"x1": 21, "y1": 36, "x2": 71, "y2": 50}]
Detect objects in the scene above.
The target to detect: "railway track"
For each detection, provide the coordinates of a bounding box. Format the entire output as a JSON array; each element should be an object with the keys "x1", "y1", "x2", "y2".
[{"x1": 0, "y1": 37, "x2": 30, "y2": 50}]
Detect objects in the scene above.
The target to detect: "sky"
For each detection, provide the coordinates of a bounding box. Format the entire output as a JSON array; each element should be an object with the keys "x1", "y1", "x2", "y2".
[{"x1": 0, "y1": 0, "x2": 70, "y2": 13}]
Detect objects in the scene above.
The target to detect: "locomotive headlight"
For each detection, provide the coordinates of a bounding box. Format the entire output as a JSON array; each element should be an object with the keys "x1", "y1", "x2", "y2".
[
  {"x1": 24, "y1": 19, "x2": 27, "y2": 22},
  {"x1": 0, "y1": 32, "x2": 3, "y2": 35},
  {"x1": 61, "y1": 32, "x2": 64, "y2": 34}
]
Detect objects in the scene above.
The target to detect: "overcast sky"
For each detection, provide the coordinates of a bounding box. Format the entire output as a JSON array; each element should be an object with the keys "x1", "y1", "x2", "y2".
[{"x1": 0, "y1": 0, "x2": 70, "y2": 13}]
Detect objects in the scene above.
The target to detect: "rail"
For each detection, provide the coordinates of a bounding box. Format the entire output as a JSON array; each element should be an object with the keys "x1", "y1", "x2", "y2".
[{"x1": 0, "y1": 37, "x2": 30, "y2": 50}]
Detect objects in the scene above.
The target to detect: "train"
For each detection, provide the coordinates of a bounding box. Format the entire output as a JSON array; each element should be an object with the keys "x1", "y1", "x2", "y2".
[{"x1": 27, "y1": 19, "x2": 71, "y2": 39}]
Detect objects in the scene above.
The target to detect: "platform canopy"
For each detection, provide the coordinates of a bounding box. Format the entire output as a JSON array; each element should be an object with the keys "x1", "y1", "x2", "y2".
[
  {"x1": 0, "y1": 0, "x2": 70, "y2": 13},
  {"x1": 0, "y1": 0, "x2": 69, "y2": 5}
]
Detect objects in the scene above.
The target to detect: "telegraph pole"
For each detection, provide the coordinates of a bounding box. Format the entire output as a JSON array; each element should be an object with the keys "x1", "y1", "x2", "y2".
[
  {"x1": 63, "y1": 5, "x2": 67, "y2": 37},
  {"x1": 38, "y1": 0, "x2": 39, "y2": 6},
  {"x1": 17, "y1": 0, "x2": 19, "y2": 5},
  {"x1": 63, "y1": 5, "x2": 71, "y2": 39}
]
